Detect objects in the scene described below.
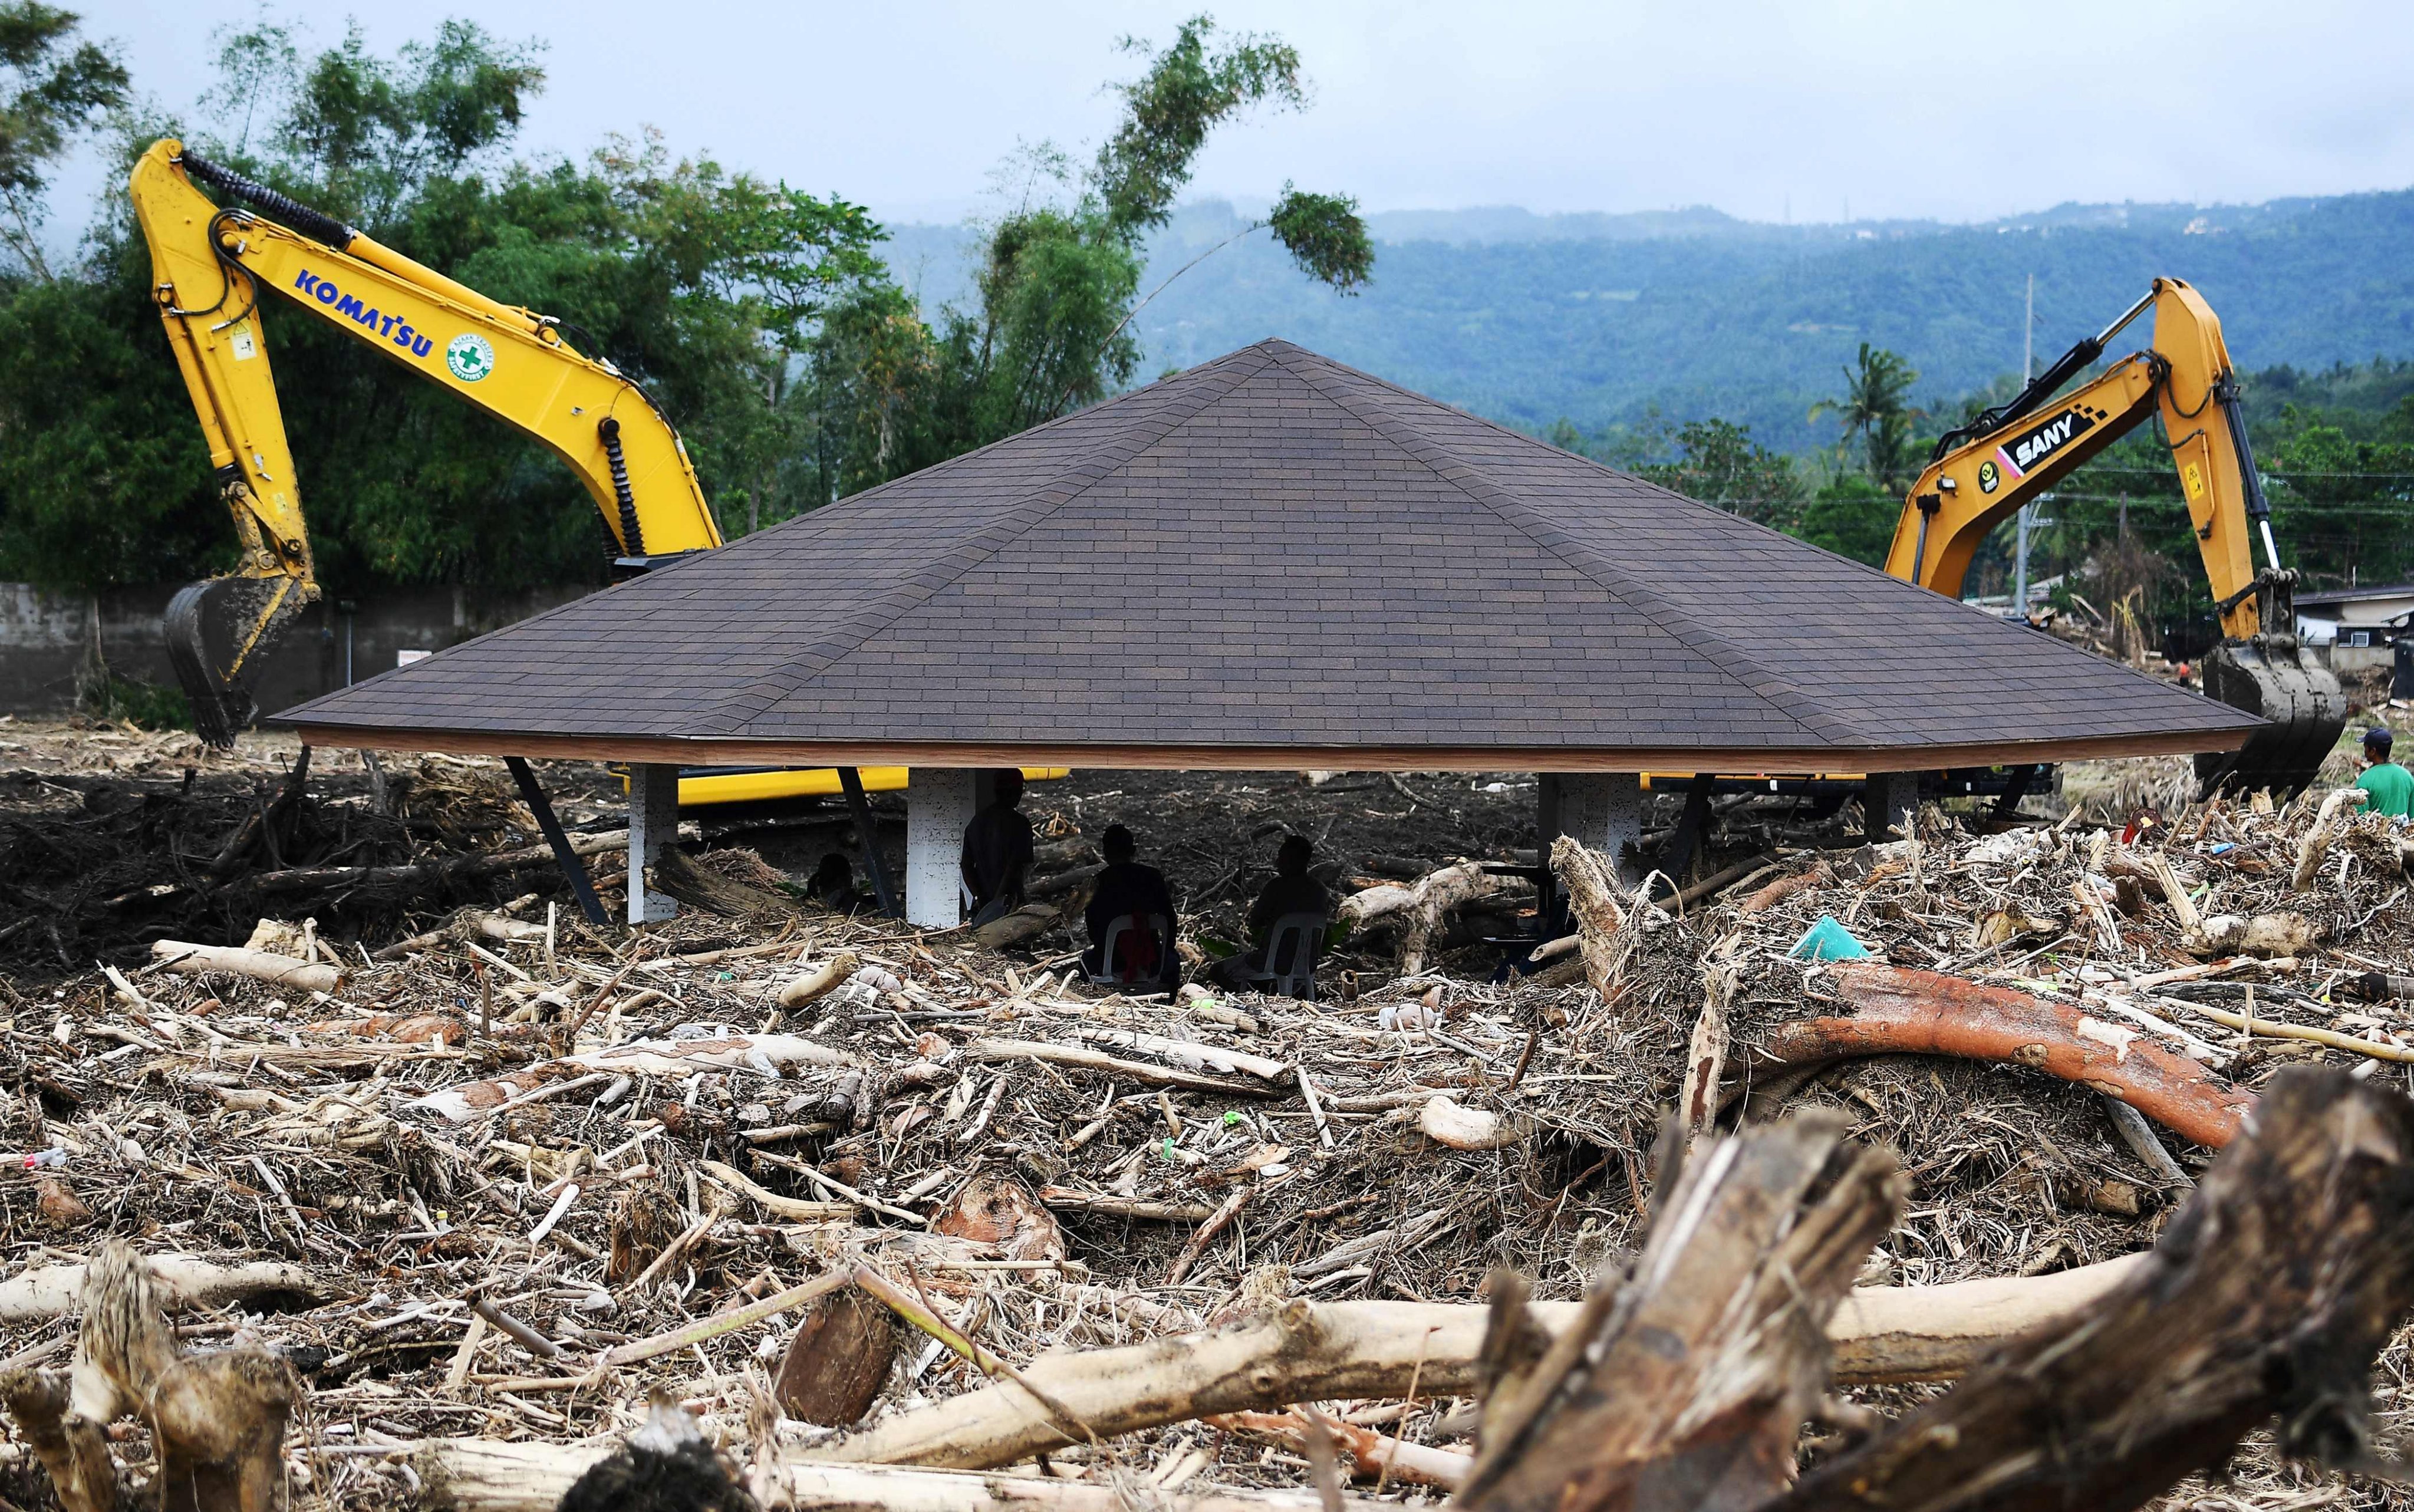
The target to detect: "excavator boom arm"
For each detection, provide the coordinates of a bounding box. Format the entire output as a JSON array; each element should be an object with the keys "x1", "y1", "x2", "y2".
[
  {"x1": 1884, "y1": 278, "x2": 2266, "y2": 638},
  {"x1": 1879, "y1": 276, "x2": 2340, "y2": 794},
  {"x1": 129, "y1": 138, "x2": 722, "y2": 741}
]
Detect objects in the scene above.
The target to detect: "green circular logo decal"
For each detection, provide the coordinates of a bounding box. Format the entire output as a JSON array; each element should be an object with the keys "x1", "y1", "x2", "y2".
[
  {"x1": 1976, "y1": 459, "x2": 2001, "y2": 495},
  {"x1": 446, "y1": 332, "x2": 496, "y2": 383}
]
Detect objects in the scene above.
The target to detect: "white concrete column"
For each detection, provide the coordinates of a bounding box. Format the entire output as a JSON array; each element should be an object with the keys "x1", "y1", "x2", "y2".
[
  {"x1": 1541, "y1": 771, "x2": 1644, "y2": 882},
  {"x1": 627, "y1": 763, "x2": 680, "y2": 925},
  {"x1": 1865, "y1": 770, "x2": 1920, "y2": 844},
  {"x1": 906, "y1": 769, "x2": 979, "y2": 929}
]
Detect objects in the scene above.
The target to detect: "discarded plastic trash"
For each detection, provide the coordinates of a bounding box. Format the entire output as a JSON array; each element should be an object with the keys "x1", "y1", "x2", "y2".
[
  {"x1": 1789, "y1": 915, "x2": 1871, "y2": 962},
  {"x1": 17, "y1": 1148, "x2": 67, "y2": 1170}
]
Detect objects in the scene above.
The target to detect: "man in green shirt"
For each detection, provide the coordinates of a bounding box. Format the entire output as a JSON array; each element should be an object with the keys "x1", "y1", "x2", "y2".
[{"x1": 2355, "y1": 727, "x2": 2413, "y2": 818}]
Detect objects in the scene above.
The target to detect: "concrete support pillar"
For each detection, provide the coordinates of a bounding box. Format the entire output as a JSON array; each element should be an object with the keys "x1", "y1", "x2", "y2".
[
  {"x1": 1540, "y1": 771, "x2": 1644, "y2": 883},
  {"x1": 627, "y1": 763, "x2": 680, "y2": 925},
  {"x1": 905, "y1": 769, "x2": 978, "y2": 929},
  {"x1": 1864, "y1": 770, "x2": 1920, "y2": 844}
]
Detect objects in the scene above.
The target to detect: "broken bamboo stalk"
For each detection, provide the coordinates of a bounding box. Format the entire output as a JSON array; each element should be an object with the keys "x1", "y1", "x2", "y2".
[{"x1": 966, "y1": 1038, "x2": 1276, "y2": 1098}]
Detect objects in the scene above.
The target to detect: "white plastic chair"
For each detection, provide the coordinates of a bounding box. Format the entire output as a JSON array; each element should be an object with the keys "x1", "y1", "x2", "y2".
[
  {"x1": 1090, "y1": 912, "x2": 1170, "y2": 985},
  {"x1": 1254, "y1": 911, "x2": 1325, "y2": 1000}
]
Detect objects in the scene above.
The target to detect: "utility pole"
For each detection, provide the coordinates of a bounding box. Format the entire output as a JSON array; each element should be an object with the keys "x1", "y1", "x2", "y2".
[{"x1": 2013, "y1": 274, "x2": 2037, "y2": 619}]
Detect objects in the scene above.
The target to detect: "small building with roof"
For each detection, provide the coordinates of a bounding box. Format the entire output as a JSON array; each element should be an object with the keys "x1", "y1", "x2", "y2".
[{"x1": 279, "y1": 339, "x2": 2257, "y2": 925}]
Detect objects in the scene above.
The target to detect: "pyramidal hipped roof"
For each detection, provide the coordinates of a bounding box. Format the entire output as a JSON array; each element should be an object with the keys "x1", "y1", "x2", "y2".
[{"x1": 282, "y1": 340, "x2": 2254, "y2": 772}]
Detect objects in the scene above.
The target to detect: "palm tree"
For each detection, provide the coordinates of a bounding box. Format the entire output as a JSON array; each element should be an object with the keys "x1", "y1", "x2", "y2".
[{"x1": 1810, "y1": 344, "x2": 1923, "y2": 487}]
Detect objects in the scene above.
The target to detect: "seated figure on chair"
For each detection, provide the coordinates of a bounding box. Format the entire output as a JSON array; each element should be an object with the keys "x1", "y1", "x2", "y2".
[
  {"x1": 1082, "y1": 824, "x2": 1179, "y2": 987},
  {"x1": 1209, "y1": 834, "x2": 1329, "y2": 992},
  {"x1": 960, "y1": 769, "x2": 1034, "y2": 927}
]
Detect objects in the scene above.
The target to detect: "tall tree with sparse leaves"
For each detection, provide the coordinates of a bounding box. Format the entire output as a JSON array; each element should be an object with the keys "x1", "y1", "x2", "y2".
[
  {"x1": 0, "y1": 1, "x2": 126, "y2": 276},
  {"x1": 808, "y1": 15, "x2": 1372, "y2": 496}
]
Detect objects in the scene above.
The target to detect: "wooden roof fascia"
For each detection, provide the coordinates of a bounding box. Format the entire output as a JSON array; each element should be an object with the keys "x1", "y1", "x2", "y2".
[{"x1": 286, "y1": 723, "x2": 2250, "y2": 773}]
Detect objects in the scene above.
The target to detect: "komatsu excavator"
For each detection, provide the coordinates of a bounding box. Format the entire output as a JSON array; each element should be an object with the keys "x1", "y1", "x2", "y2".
[
  {"x1": 131, "y1": 137, "x2": 724, "y2": 746},
  {"x1": 1884, "y1": 276, "x2": 2347, "y2": 795}
]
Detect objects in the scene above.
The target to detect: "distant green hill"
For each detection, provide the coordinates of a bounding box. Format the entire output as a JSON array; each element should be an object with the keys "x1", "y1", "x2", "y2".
[{"x1": 882, "y1": 191, "x2": 2414, "y2": 454}]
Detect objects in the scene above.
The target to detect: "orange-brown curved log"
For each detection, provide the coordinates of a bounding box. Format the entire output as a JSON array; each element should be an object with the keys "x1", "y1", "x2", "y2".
[{"x1": 1755, "y1": 963, "x2": 2253, "y2": 1149}]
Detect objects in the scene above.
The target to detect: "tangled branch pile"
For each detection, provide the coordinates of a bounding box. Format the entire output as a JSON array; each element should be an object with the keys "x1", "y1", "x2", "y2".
[{"x1": 7, "y1": 762, "x2": 2414, "y2": 1512}]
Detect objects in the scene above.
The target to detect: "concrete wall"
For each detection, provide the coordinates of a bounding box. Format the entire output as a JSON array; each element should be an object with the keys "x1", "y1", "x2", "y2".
[{"x1": 0, "y1": 581, "x2": 596, "y2": 717}]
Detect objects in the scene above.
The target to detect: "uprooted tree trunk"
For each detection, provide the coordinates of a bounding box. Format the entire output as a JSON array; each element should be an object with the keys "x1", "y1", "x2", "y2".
[
  {"x1": 1454, "y1": 1112, "x2": 1904, "y2": 1512},
  {"x1": 0, "y1": 1241, "x2": 298, "y2": 1512},
  {"x1": 1747, "y1": 962, "x2": 2255, "y2": 1149},
  {"x1": 1549, "y1": 836, "x2": 1644, "y2": 1006},
  {"x1": 1765, "y1": 1066, "x2": 2414, "y2": 1511},
  {"x1": 1336, "y1": 861, "x2": 1520, "y2": 976}
]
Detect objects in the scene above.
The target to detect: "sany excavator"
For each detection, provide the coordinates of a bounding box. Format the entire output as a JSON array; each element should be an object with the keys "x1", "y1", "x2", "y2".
[{"x1": 1884, "y1": 276, "x2": 2347, "y2": 795}]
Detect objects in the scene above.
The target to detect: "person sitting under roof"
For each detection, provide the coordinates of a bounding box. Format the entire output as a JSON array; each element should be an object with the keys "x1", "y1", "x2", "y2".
[
  {"x1": 1209, "y1": 834, "x2": 1329, "y2": 990},
  {"x1": 1082, "y1": 824, "x2": 1179, "y2": 987},
  {"x1": 960, "y1": 769, "x2": 1034, "y2": 927}
]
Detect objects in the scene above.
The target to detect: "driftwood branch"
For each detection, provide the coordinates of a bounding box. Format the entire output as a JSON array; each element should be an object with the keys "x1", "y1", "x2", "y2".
[
  {"x1": 150, "y1": 941, "x2": 341, "y2": 995},
  {"x1": 1750, "y1": 963, "x2": 2254, "y2": 1148},
  {"x1": 0, "y1": 1256, "x2": 321, "y2": 1325},
  {"x1": 1767, "y1": 1067, "x2": 2414, "y2": 1511},
  {"x1": 822, "y1": 1253, "x2": 2130, "y2": 1471},
  {"x1": 414, "y1": 1441, "x2": 1375, "y2": 1512},
  {"x1": 1550, "y1": 836, "x2": 1638, "y2": 1005}
]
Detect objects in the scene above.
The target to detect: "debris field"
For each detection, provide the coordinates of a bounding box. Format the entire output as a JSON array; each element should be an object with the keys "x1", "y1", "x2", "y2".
[{"x1": 6, "y1": 723, "x2": 2414, "y2": 1512}]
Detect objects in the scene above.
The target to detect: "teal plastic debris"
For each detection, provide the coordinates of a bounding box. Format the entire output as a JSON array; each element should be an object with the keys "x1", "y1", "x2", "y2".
[{"x1": 1789, "y1": 914, "x2": 1870, "y2": 962}]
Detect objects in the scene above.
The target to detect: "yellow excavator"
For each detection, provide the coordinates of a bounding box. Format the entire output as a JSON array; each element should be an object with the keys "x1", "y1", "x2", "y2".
[
  {"x1": 1883, "y1": 276, "x2": 2346, "y2": 795},
  {"x1": 131, "y1": 138, "x2": 721, "y2": 747},
  {"x1": 131, "y1": 139, "x2": 1070, "y2": 808}
]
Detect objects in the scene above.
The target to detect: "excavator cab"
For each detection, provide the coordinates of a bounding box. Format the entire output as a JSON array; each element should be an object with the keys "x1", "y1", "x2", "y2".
[{"x1": 1886, "y1": 278, "x2": 2346, "y2": 797}]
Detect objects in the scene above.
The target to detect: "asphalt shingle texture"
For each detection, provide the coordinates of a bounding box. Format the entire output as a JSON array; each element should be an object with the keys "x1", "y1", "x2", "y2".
[{"x1": 280, "y1": 339, "x2": 2255, "y2": 761}]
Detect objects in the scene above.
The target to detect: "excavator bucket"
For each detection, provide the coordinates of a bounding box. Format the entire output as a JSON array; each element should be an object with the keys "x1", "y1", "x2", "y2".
[
  {"x1": 165, "y1": 575, "x2": 309, "y2": 748},
  {"x1": 2192, "y1": 632, "x2": 2348, "y2": 798}
]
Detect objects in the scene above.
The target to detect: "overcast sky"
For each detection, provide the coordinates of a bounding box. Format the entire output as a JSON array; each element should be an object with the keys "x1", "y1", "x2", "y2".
[{"x1": 50, "y1": 0, "x2": 2414, "y2": 233}]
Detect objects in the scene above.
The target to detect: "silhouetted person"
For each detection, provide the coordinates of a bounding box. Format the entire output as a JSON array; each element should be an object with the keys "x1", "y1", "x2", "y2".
[
  {"x1": 1210, "y1": 834, "x2": 1329, "y2": 990},
  {"x1": 960, "y1": 769, "x2": 1033, "y2": 926},
  {"x1": 1083, "y1": 824, "x2": 1178, "y2": 986},
  {"x1": 810, "y1": 852, "x2": 862, "y2": 912}
]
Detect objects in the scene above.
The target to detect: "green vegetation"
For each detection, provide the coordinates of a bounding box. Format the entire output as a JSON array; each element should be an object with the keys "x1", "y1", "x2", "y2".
[{"x1": 0, "y1": 9, "x2": 1366, "y2": 597}]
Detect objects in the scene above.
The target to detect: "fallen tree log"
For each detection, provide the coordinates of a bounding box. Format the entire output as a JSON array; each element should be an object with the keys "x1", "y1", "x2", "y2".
[
  {"x1": 1335, "y1": 861, "x2": 1520, "y2": 976},
  {"x1": 412, "y1": 1441, "x2": 1376, "y2": 1512},
  {"x1": 824, "y1": 1256, "x2": 2141, "y2": 1470},
  {"x1": 0, "y1": 1255, "x2": 323, "y2": 1325},
  {"x1": 1455, "y1": 1112, "x2": 1902, "y2": 1512},
  {"x1": 150, "y1": 941, "x2": 341, "y2": 994},
  {"x1": 1766, "y1": 1066, "x2": 2414, "y2": 1512},
  {"x1": 1747, "y1": 962, "x2": 2254, "y2": 1149}
]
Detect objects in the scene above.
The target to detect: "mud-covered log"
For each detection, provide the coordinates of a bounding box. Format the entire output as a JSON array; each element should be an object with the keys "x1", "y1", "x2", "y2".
[
  {"x1": 1769, "y1": 1067, "x2": 2414, "y2": 1512},
  {"x1": 1455, "y1": 1112, "x2": 1904, "y2": 1512},
  {"x1": 1751, "y1": 963, "x2": 2254, "y2": 1148}
]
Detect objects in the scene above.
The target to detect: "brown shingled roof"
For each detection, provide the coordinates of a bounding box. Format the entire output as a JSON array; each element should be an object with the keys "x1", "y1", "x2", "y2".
[{"x1": 279, "y1": 338, "x2": 2255, "y2": 772}]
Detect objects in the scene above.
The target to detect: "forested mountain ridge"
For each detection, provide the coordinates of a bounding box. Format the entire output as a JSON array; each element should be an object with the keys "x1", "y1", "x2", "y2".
[{"x1": 887, "y1": 189, "x2": 2414, "y2": 455}]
